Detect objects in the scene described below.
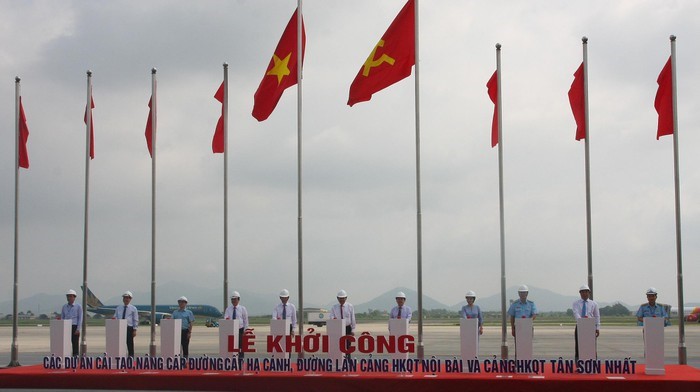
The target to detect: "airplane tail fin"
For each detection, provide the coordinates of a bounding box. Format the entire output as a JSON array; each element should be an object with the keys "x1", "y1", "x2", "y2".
[{"x1": 81, "y1": 286, "x2": 104, "y2": 308}]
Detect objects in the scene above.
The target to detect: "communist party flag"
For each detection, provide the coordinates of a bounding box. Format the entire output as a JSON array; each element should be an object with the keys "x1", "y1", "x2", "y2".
[
  {"x1": 212, "y1": 82, "x2": 225, "y2": 153},
  {"x1": 18, "y1": 97, "x2": 30, "y2": 169},
  {"x1": 654, "y1": 57, "x2": 673, "y2": 139},
  {"x1": 348, "y1": 0, "x2": 415, "y2": 106},
  {"x1": 568, "y1": 63, "x2": 586, "y2": 141},
  {"x1": 145, "y1": 96, "x2": 154, "y2": 157},
  {"x1": 252, "y1": 8, "x2": 306, "y2": 122},
  {"x1": 83, "y1": 96, "x2": 95, "y2": 159},
  {"x1": 486, "y1": 71, "x2": 498, "y2": 147}
]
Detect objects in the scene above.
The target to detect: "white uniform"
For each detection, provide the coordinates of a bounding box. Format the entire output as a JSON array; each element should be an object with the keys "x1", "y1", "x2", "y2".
[{"x1": 272, "y1": 302, "x2": 297, "y2": 332}]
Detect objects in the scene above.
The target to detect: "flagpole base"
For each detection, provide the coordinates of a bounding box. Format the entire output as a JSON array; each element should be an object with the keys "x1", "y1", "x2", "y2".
[
  {"x1": 501, "y1": 344, "x2": 509, "y2": 359},
  {"x1": 149, "y1": 343, "x2": 157, "y2": 357},
  {"x1": 417, "y1": 344, "x2": 424, "y2": 360},
  {"x1": 8, "y1": 345, "x2": 21, "y2": 367},
  {"x1": 80, "y1": 342, "x2": 88, "y2": 357},
  {"x1": 678, "y1": 346, "x2": 687, "y2": 365}
]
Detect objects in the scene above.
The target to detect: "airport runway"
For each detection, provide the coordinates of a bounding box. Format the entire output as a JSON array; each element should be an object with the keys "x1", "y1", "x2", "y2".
[{"x1": 1, "y1": 323, "x2": 699, "y2": 367}]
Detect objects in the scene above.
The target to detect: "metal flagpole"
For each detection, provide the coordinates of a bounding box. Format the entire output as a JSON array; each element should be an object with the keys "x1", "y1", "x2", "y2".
[
  {"x1": 496, "y1": 43, "x2": 508, "y2": 359},
  {"x1": 81, "y1": 70, "x2": 93, "y2": 355},
  {"x1": 223, "y1": 63, "x2": 229, "y2": 312},
  {"x1": 296, "y1": 0, "x2": 305, "y2": 357},
  {"x1": 669, "y1": 35, "x2": 686, "y2": 365},
  {"x1": 149, "y1": 68, "x2": 158, "y2": 357},
  {"x1": 414, "y1": 0, "x2": 424, "y2": 360},
  {"x1": 582, "y1": 37, "x2": 594, "y2": 299},
  {"x1": 9, "y1": 77, "x2": 22, "y2": 367}
]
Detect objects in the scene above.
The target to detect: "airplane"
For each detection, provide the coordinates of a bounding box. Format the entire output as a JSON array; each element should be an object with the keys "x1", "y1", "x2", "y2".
[
  {"x1": 83, "y1": 287, "x2": 223, "y2": 325},
  {"x1": 670, "y1": 306, "x2": 700, "y2": 322}
]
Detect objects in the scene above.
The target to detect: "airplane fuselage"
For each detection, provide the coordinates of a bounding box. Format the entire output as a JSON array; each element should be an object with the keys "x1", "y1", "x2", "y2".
[{"x1": 89, "y1": 304, "x2": 222, "y2": 319}]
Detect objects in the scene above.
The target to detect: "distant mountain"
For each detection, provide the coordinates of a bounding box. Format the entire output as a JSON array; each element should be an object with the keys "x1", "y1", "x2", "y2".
[
  {"x1": 98, "y1": 282, "x2": 323, "y2": 317},
  {"x1": 351, "y1": 287, "x2": 449, "y2": 313},
  {"x1": 2, "y1": 283, "x2": 692, "y2": 316},
  {"x1": 0, "y1": 283, "x2": 322, "y2": 317},
  {"x1": 0, "y1": 293, "x2": 65, "y2": 316}
]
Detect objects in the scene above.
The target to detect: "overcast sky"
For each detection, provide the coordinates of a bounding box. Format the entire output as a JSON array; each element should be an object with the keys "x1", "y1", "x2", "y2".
[{"x1": 1, "y1": 0, "x2": 699, "y2": 311}]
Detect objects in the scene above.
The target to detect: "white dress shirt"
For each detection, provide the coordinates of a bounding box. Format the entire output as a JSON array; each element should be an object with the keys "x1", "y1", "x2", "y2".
[
  {"x1": 114, "y1": 304, "x2": 139, "y2": 329},
  {"x1": 272, "y1": 302, "x2": 297, "y2": 331},
  {"x1": 330, "y1": 303, "x2": 356, "y2": 331},
  {"x1": 572, "y1": 298, "x2": 600, "y2": 329},
  {"x1": 61, "y1": 302, "x2": 83, "y2": 326},
  {"x1": 224, "y1": 305, "x2": 249, "y2": 329},
  {"x1": 390, "y1": 305, "x2": 412, "y2": 321}
]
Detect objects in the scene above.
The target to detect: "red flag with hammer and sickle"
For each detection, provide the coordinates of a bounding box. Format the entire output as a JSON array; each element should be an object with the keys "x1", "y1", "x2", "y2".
[{"x1": 348, "y1": 0, "x2": 415, "y2": 106}]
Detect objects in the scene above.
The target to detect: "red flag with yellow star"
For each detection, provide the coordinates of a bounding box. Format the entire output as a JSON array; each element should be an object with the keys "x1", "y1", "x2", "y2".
[
  {"x1": 252, "y1": 8, "x2": 306, "y2": 121},
  {"x1": 213, "y1": 81, "x2": 225, "y2": 153},
  {"x1": 655, "y1": 57, "x2": 673, "y2": 139},
  {"x1": 347, "y1": 0, "x2": 415, "y2": 107},
  {"x1": 83, "y1": 96, "x2": 95, "y2": 159},
  {"x1": 568, "y1": 63, "x2": 586, "y2": 141},
  {"x1": 18, "y1": 97, "x2": 30, "y2": 169},
  {"x1": 486, "y1": 71, "x2": 498, "y2": 147}
]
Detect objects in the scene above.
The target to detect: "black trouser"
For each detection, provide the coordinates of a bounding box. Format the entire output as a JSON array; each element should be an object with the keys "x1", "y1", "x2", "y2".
[
  {"x1": 71, "y1": 325, "x2": 79, "y2": 356},
  {"x1": 238, "y1": 327, "x2": 245, "y2": 359},
  {"x1": 344, "y1": 325, "x2": 352, "y2": 359},
  {"x1": 126, "y1": 326, "x2": 135, "y2": 357},
  {"x1": 181, "y1": 329, "x2": 190, "y2": 357}
]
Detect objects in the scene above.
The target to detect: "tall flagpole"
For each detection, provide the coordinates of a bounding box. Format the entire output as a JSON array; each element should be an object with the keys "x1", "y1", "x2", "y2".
[
  {"x1": 669, "y1": 35, "x2": 686, "y2": 365},
  {"x1": 149, "y1": 68, "x2": 158, "y2": 357},
  {"x1": 496, "y1": 43, "x2": 508, "y2": 359},
  {"x1": 81, "y1": 70, "x2": 93, "y2": 355},
  {"x1": 9, "y1": 77, "x2": 22, "y2": 367},
  {"x1": 223, "y1": 63, "x2": 229, "y2": 311},
  {"x1": 581, "y1": 37, "x2": 594, "y2": 299},
  {"x1": 296, "y1": 0, "x2": 305, "y2": 356},
  {"x1": 414, "y1": 0, "x2": 424, "y2": 360}
]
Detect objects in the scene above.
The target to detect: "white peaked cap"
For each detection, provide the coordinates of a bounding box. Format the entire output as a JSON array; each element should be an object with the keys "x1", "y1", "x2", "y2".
[
  {"x1": 279, "y1": 289, "x2": 290, "y2": 297},
  {"x1": 646, "y1": 287, "x2": 658, "y2": 295},
  {"x1": 337, "y1": 290, "x2": 348, "y2": 298},
  {"x1": 579, "y1": 284, "x2": 590, "y2": 291},
  {"x1": 518, "y1": 285, "x2": 529, "y2": 292},
  {"x1": 231, "y1": 291, "x2": 240, "y2": 299},
  {"x1": 66, "y1": 289, "x2": 77, "y2": 296},
  {"x1": 122, "y1": 291, "x2": 133, "y2": 298},
  {"x1": 396, "y1": 291, "x2": 406, "y2": 298},
  {"x1": 465, "y1": 290, "x2": 476, "y2": 298},
  {"x1": 178, "y1": 296, "x2": 188, "y2": 302}
]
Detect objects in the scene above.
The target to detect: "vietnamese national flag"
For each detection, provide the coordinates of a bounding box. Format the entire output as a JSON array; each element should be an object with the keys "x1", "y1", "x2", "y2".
[
  {"x1": 348, "y1": 0, "x2": 415, "y2": 107},
  {"x1": 213, "y1": 82, "x2": 225, "y2": 153},
  {"x1": 145, "y1": 96, "x2": 154, "y2": 157},
  {"x1": 655, "y1": 57, "x2": 673, "y2": 139},
  {"x1": 568, "y1": 63, "x2": 586, "y2": 141},
  {"x1": 83, "y1": 96, "x2": 95, "y2": 159},
  {"x1": 252, "y1": 8, "x2": 306, "y2": 122},
  {"x1": 486, "y1": 71, "x2": 499, "y2": 147},
  {"x1": 18, "y1": 97, "x2": 30, "y2": 169}
]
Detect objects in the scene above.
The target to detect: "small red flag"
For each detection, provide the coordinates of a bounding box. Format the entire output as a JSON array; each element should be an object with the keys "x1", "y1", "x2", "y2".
[
  {"x1": 252, "y1": 8, "x2": 306, "y2": 122},
  {"x1": 18, "y1": 97, "x2": 30, "y2": 169},
  {"x1": 348, "y1": 0, "x2": 415, "y2": 106},
  {"x1": 145, "y1": 97, "x2": 154, "y2": 157},
  {"x1": 568, "y1": 63, "x2": 586, "y2": 141},
  {"x1": 213, "y1": 82, "x2": 225, "y2": 153},
  {"x1": 83, "y1": 96, "x2": 95, "y2": 159},
  {"x1": 486, "y1": 71, "x2": 499, "y2": 147},
  {"x1": 655, "y1": 57, "x2": 673, "y2": 139}
]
